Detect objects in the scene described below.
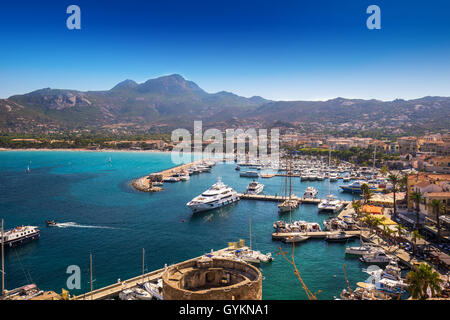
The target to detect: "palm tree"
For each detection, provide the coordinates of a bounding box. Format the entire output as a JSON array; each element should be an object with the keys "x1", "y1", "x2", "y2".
[
  {"x1": 410, "y1": 191, "x2": 423, "y2": 228},
  {"x1": 429, "y1": 199, "x2": 444, "y2": 242},
  {"x1": 360, "y1": 183, "x2": 373, "y2": 205},
  {"x1": 406, "y1": 263, "x2": 443, "y2": 300},
  {"x1": 388, "y1": 173, "x2": 400, "y2": 220},
  {"x1": 352, "y1": 200, "x2": 363, "y2": 220},
  {"x1": 394, "y1": 224, "x2": 407, "y2": 245},
  {"x1": 410, "y1": 230, "x2": 424, "y2": 256}
]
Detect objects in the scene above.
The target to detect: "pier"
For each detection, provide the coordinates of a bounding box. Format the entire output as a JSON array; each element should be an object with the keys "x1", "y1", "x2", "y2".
[
  {"x1": 131, "y1": 158, "x2": 210, "y2": 192},
  {"x1": 272, "y1": 230, "x2": 361, "y2": 240},
  {"x1": 239, "y1": 194, "x2": 350, "y2": 206}
]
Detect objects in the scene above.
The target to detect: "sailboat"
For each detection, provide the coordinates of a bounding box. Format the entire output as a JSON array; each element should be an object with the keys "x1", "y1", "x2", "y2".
[
  {"x1": 278, "y1": 156, "x2": 299, "y2": 213},
  {"x1": 318, "y1": 149, "x2": 344, "y2": 214},
  {"x1": 238, "y1": 212, "x2": 273, "y2": 264}
]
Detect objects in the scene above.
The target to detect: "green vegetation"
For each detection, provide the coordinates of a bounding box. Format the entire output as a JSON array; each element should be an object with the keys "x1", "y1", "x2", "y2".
[
  {"x1": 0, "y1": 133, "x2": 171, "y2": 150},
  {"x1": 406, "y1": 263, "x2": 443, "y2": 300}
]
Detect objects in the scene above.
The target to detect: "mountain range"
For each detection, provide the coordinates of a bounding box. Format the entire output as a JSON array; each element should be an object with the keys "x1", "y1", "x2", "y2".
[{"x1": 1, "y1": 74, "x2": 449, "y2": 135}]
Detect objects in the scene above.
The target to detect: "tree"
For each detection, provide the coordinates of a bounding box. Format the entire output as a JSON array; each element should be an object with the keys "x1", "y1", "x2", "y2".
[
  {"x1": 394, "y1": 224, "x2": 407, "y2": 245},
  {"x1": 352, "y1": 200, "x2": 363, "y2": 220},
  {"x1": 406, "y1": 263, "x2": 443, "y2": 300},
  {"x1": 429, "y1": 199, "x2": 445, "y2": 243},
  {"x1": 388, "y1": 173, "x2": 400, "y2": 220},
  {"x1": 410, "y1": 230, "x2": 424, "y2": 256},
  {"x1": 410, "y1": 191, "x2": 423, "y2": 227},
  {"x1": 381, "y1": 165, "x2": 388, "y2": 176},
  {"x1": 360, "y1": 183, "x2": 373, "y2": 205}
]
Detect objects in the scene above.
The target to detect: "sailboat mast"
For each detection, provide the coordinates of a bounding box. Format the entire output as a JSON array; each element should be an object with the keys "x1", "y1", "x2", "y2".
[
  {"x1": 327, "y1": 149, "x2": 331, "y2": 196},
  {"x1": 249, "y1": 213, "x2": 252, "y2": 250},
  {"x1": 372, "y1": 145, "x2": 376, "y2": 177},
  {"x1": 142, "y1": 248, "x2": 145, "y2": 275},
  {"x1": 1, "y1": 219, "x2": 4, "y2": 297},
  {"x1": 90, "y1": 253, "x2": 93, "y2": 297}
]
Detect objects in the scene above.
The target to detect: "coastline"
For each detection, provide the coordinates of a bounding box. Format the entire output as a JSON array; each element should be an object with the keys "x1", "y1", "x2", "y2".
[{"x1": 0, "y1": 148, "x2": 172, "y2": 154}]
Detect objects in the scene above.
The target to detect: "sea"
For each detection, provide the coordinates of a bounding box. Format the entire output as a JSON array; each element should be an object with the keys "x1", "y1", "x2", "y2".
[{"x1": 0, "y1": 150, "x2": 370, "y2": 300}]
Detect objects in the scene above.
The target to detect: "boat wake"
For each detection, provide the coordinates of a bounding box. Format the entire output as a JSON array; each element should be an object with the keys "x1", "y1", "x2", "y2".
[{"x1": 53, "y1": 222, "x2": 115, "y2": 229}]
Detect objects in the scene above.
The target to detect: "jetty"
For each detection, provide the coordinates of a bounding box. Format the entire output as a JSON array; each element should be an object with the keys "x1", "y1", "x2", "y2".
[
  {"x1": 239, "y1": 194, "x2": 350, "y2": 206},
  {"x1": 131, "y1": 159, "x2": 209, "y2": 192},
  {"x1": 272, "y1": 230, "x2": 361, "y2": 240}
]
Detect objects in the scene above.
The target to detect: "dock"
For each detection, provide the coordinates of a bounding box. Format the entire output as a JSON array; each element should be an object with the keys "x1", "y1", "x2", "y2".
[
  {"x1": 238, "y1": 194, "x2": 350, "y2": 205},
  {"x1": 131, "y1": 158, "x2": 211, "y2": 192},
  {"x1": 272, "y1": 230, "x2": 361, "y2": 240}
]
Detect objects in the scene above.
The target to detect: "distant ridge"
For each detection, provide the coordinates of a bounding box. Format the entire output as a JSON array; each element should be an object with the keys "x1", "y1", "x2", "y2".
[{"x1": 0, "y1": 74, "x2": 449, "y2": 134}]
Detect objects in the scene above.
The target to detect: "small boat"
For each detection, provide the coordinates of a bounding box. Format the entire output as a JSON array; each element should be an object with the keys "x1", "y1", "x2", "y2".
[
  {"x1": 240, "y1": 171, "x2": 259, "y2": 178},
  {"x1": 345, "y1": 244, "x2": 376, "y2": 255},
  {"x1": 303, "y1": 187, "x2": 318, "y2": 199},
  {"x1": 45, "y1": 220, "x2": 57, "y2": 227},
  {"x1": 325, "y1": 231, "x2": 354, "y2": 243},
  {"x1": 143, "y1": 279, "x2": 164, "y2": 300},
  {"x1": 282, "y1": 235, "x2": 309, "y2": 243},
  {"x1": 245, "y1": 181, "x2": 264, "y2": 195},
  {"x1": 360, "y1": 250, "x2": 393, "y2": 264},
  {"x1": 235, "y1": 165, "x2": 241, "y2": 171}
]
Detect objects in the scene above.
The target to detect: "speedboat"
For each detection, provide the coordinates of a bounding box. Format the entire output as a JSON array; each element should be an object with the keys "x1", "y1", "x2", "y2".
[
  {"x1": 329, "y1": 173, "x2": 339, "y2": 182},
  {"x1": 186, "y1": 177, "x2": 240, "y2": 213},
  {"x1": 318, "y1": 195, "x2": 344, "y2": 213},
  {"x1": 143, "y1": 279, "x2": 164, "y2": 300},
  {"x1": 345, "y1": 244, "x2": 376, "y2": 255},
  {"x1": 45, "y1": 220, "x2": 57, "y2": 227},
  {"x1": 282, "y1": 235, "x2": 309, "y2": 243},
  {"x1": 325, "y1": 231, "x2": 354, "y2": 243},
  {"x1": 360, "y1": 250, "x2": 393, "y2": 264},
  {"x1": 245, "y1": 181, "x2": 264, "y2": 195}
]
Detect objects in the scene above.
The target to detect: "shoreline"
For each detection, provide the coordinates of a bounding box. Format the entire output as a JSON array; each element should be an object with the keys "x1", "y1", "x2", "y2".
[{"x1": 0, "y1": 148, "x2": 172, "y2": 153}]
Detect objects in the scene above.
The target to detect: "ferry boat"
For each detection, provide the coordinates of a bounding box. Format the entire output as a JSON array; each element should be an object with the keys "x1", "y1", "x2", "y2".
[
  {"x1": 1, "y1": 226, "x2": 40, "y2": 248},
  {"x1": 245, "y1": 181, "x2": 264, "y2": 195},
  {"x1": 240, "y1": 171, "x2": 259, "y2": 178},
  {"x1": 340, "y1": 180, "x2": 377, "y2": 193},
  {"x1": 186, "y1": 177, "x2": 240, "y2": 213},
  {"x1": 303, "y1": 187, "x2": 318, "y2": 199},
  {"x1": 318, "y1": 195, "x2": 344, "y2": 213}
]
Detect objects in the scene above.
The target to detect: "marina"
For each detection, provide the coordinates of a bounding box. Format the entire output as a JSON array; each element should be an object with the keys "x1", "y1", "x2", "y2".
[{"x1": 0, "y1": 151, "x2": 448, "y2": 300}]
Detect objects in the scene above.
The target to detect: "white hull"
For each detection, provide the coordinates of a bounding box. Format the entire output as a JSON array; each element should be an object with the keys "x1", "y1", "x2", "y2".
[{"x1": 187, "y1": 194, "x2": 240, "y2": 213}]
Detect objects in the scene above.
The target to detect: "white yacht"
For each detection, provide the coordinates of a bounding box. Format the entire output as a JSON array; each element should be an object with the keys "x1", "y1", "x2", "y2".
[
  {"x1": 186, "y1": 178, "x2": 240, "y2": 213},
  {"x1": 318, "y1": 194, "x2": 344, "y2": 213},
  {"x1": 303, "y1": 187, "x2": 318, "y2": 199},
  {"x1": 329, "y1": 173, "x2": 339, "y2": 182},
  {"x1": 245, "y1": 181, "x2": 264, "y2": 195}
]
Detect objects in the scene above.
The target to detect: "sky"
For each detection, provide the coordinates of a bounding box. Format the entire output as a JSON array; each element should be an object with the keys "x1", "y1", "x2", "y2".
[{"x1": 0, "y1": 0, "x2": 450, "y2": 101}]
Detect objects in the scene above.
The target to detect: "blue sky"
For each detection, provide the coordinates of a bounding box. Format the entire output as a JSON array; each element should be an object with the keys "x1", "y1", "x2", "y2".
[{"x1": 1, "y1": 0, "x2": 449, "y2": 100}]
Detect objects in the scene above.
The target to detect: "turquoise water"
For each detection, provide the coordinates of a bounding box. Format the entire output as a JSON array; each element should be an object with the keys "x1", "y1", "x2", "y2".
[{"x1": 0, "y1": 151, "x2": 368, "y2": 300}]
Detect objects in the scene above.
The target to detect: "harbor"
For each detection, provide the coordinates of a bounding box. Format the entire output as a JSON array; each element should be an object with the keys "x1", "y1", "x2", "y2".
[{"x1": 1, "y1": 151, "x2": 449, "y2": 300}]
